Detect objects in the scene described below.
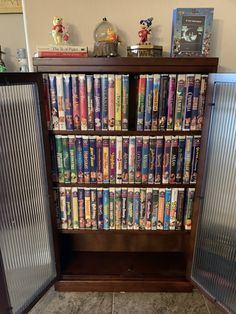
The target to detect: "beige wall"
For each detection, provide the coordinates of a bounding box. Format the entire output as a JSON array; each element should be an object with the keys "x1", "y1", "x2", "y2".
[
  {"x1": 0, "y1": 14, "x2": 26, "y2": 71},
  {"x1": 24, "y1": 0, "x2": 236, "y2": 72}
]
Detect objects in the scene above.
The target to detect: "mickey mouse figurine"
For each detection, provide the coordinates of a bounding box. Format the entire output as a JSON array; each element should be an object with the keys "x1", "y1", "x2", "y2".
[{"x1": 138, "y1": 17, "x2": 153, "y2": 44}]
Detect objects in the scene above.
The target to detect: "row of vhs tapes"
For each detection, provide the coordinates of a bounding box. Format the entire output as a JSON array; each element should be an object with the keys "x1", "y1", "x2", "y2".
[
  {"x1": 54, "y1": 187, "x2": 195, "y2": 231},
  {"x1": 51, "y1": 135, "x2": 201, "y2": 185},
  {"x1": 45, "y1": 74, "x2": 129, "y2": 131},
  {"x1": 136, "y1": 74, "x2": 208, "y2": 131}
]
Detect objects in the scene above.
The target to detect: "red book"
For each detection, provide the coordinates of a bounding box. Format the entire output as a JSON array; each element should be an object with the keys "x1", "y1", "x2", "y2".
[{"x1": 35, "y1": 51, "x2": 88, "y2": 58}]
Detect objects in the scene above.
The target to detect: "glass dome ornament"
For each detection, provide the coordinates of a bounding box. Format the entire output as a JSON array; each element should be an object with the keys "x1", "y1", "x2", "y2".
[{"x1": 93, "y1": 18, "x2": 120, "y2": 57}]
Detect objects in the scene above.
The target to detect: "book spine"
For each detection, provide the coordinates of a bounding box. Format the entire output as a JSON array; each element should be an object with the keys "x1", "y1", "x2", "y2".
[
  {"x1": 169, "y1": 188, "x2": 178, "y2": 230},
  {"x1": 37, "y1": 45, "x2": 88, "y2": 52},
  {"x1": 157, "y1": 188, "x2": 165, "y2": 230},
  {"x1": 174, "y1": 74, "x2": 186, "y2": 131},
  {"x1": 158, "y1": 74, "x2": 169, "y2": 130},
  {"x1": 164, "y1": 188, "x2": 171, "y2": 230},
  {"x1": 136, "y1": 75, "x2": 146, "y2": 130},
  {"x1": 56, "y1": 74, "x2": 66, "y2": 130},
  {"x1": 36, "y1": 51, "x2": 88, "y2": 57},
  {"x1": 109, "y1": 136, "x2": 116, "y2": 184},
  {"x1": 78, "y1": 188, "x2": 85, "y2": 229},
  {"x1": 122, "y1": 74, "x2": 129, "y2": 130},
  {"x1": 84, "y1": 188, "x2": 91, "y2": 229},
  {"x1": 154, "y1": 136, "x2": 164, "y2": 184},
  {"x1": 82, "y1": 136, "x2": 90, "y2": 183},
  {"x1": 183, "y1": 74, "x2": 195, "y2": 131},
  {"x1": 116, "y1": 137, "x2": 123, "y2": 183},
  {"x1": 65, "y1": 188, "x2": 72, "y2": 229},
  {"x1": 71, "y1": 74, "x2": 80, "y2": 130},
  {"x1": 96, "y1": 136, "x2": 103, "y2": 183},
  {"x1": 72, "y1": 187, "x2": 79, "y2": 229},
  {"x1": 128, "y1": 136, "x2": 136, "y2": 184},
  {"x1": 94, "y1": 74, "x2": 102, "y2": 130},
  {"x1": 97, "y1": 188, "x2": 103, "y2": 229},
  {"x1": 176, "y1": 136, "x2": 186, "y2": 184},
  {"x1": 190, "y1": 74, "x2": 201, "y2": 130},
  {"x1": 197, "y1": 75, "x2": 208, "y2": 130},
  {"x1": 101, "y1": 74, "x2": 108, "y2": 130},
  {"x1": 176, "y1": 188, "x2": 185, "y2": 230},
  {"x1": 183, "y1": 136, "x2": 193, "y2": 184},
  {"x1": 52, "y1": 188, "x2": 61, "y2": 229},
  {"x1": 91, "y1": 189, "x2": 97, "y2": 230},
  {"x1": 115, "y1": 74, "x2": 122, "y2": 130},
  {"x1": 108, "y1": 74, "x2": 115, "y2": 131},
  {"x1": 121, "y1": 189, "x2": 128, "y2": 229},
  {"x1": 68, "y1": 135, "x2": 77, "y2": 183},
  {"x1": 148, "y1": 137, "x2": 156, "y2": 184},
  {"x1": 59, "y1": 187, "x2": 67, "y2": 229},
  {"x1": 162, "y1": 136, "x2": 172, "y2": 184},
  {"x1": 144, "y1": 75, "x2": 153, "y2": 130},
  {"x1": 122, "y1": 136, "x2": 129, "y2": 183},
  {"x1": 135, "y1": 136, "x2": 143, "y2": 184},
  {"x1": 62, "y1": 135, "x2": 70, "y2": 183},
  {"x1": 76, "y1": 136, "x2": 84, "y2": 183},
  {"x1": 115, "y1": 188, "x2": 122, "y2": 230},
  {"x1": 184, "y1": 188, "x2": 195, "y2": 230},
  {"x1": 167, "y1": 74, "x2": 177, "y2": 130},
  {"x1": 48, "y1": 74, "x2": 59, "y2": 130},
  {"x1": 139, "y1": 188, "x2": 146, "y2": 230},
  {"x1": 42, "y1": 74, "x2": 51, "y2": 129},
  {"x1": 89, "y1": 136, "x2": 97, "y2": 183},
  {"x1": 133, "y1": 188, "x2": 140, "y2": 230},
  {"x1": 141, "y1": 136, "x2": 149, "y2": 183},
  {"x1": 190, "y1": 136, "x2": 201, "y2": 184},
  {"x1": 145, "y1": 188, "x2": 153, "y2": 230},
  {"x1": 152, "y1": 188, "x2": 159, "y2": 230},
  {"x1": 103, "y1": 188, "x2": 110, "y2": 230},
  {"x1": 49, "y1": 136, "x2": 58, "y2": 182},
  {"x1": 63, "y1": 74, "x2": 73, "y2": 130},
  {"x1": 86, "y1": 74, "x2": 95, "y2": 130},
  {"x1": 102, "y1": 136, "x2": 110, "y2": 183},
  {"x1": 79, "y1": 74, "x2": 88, "y2": 131},
  {"x1": 169, "y1": 136, "x2": 178, "y2": 184},
  {"x1": 127, "y1": 188, "x2": 134, "y2": 230},
  {"x1": 151, "y1": 74, "x2": 160, "y2": 130},
  {"x1": 109, "y1": 188, "x2": 115, "y2": 229}
]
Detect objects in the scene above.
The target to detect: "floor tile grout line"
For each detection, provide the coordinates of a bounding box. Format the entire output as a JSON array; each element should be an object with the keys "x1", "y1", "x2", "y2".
[
  {"x1": 112, "y1": 292, "x2": 115, "y2": 314},
  {"x1": 202, "y1": 293, "x2": 211, "y2": 314}
]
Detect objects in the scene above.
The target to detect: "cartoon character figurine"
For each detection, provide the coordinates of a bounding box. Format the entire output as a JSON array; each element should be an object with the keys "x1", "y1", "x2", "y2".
[
  {"x1": 138, "y1": 17, "x2": 153, "y2": 44},
  {"x1": 52, "y1": 17, "x2": 66, "y2": 45}
]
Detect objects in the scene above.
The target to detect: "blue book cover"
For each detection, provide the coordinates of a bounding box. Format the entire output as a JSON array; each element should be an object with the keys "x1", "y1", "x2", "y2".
[
  {"x1": 76, "y1": 136, "x2": 84, "y2": 183},
  {"x1": 89, "y1": 136, "x2": 97, "y2": 183},
  {"x1": 164, "y1": 188, "x2": 171, "y2": 230},
  {"x1": 97, "y1": 188, "x2": 103, "y2": 229},
  {"x1": 63, "y1": 74, "x2": 73, "y2": 130},
  {"x1": 82, "y1": 136, "x2": 90, "y2": 183},
  {"x1": 101, "y1": 74, "x2": 108, "y2": 130},
  {"x1": 144, "y1": 75, "x2": 153, "y2": 130},
  {"x1": 103, "y1": 188, "x2": 110, "y2": 230},
  {"x1": 49, "y1": 74, "x2": 59, "y2": 130}
]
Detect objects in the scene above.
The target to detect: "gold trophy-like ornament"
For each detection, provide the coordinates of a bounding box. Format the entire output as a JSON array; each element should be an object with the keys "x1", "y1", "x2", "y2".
[{"x1": 127, "y1": 17, "x2": 163, "y2": 57}]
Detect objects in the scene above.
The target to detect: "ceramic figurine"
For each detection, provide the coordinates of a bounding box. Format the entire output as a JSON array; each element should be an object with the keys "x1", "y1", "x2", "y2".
[
  {"x1": 16, "y1": 48, "x2": 29, "y2": 72},
  {"x1": 52, "y1": 17, "x2": 68, "y2": 45},
  {"x1": 138, "y1": 17, "x2": 153, "y2": 44}
]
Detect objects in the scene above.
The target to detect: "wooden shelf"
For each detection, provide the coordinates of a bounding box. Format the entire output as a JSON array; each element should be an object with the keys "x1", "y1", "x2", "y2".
[
  {"x1": 59, "y1": 229, "x2": 190, "y2": 234},
  {"x1": 53, "y1": 182, "x2": 196, "y2": 188},
  {"x1": 49, "y1": 130, "x2": 202, "y2": 136}
]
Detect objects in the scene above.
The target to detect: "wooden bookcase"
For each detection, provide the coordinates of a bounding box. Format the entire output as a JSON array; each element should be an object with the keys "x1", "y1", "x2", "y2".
[{"x1": 33, "y1": 57, "x2": 218, "y2": 292}]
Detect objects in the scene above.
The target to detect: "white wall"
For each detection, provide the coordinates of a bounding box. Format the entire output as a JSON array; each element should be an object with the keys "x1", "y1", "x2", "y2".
[
  {"x1": 24, "y1": 0, "x2": 236, "y2": 72},
  {"x1": 0, "y1": 14, "x2": 26, "y2": 71}
]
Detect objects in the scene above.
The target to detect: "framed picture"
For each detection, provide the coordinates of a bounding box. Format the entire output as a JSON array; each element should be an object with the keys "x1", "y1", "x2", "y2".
[
  {"x1": 0, "y1": 0, "x2": 22, "y2": 14},
  {"x1": 170, "y1": 8, "x2": 214, "y2": 57}
]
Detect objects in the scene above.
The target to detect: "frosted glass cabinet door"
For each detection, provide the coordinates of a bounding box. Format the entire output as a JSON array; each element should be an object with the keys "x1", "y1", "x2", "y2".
[
  {"x1": 191, "y1": 74, "x2": 236, "y2": 314},
  {"x1": 0, "y1": 74, "x2": 56, "y2": 314}
]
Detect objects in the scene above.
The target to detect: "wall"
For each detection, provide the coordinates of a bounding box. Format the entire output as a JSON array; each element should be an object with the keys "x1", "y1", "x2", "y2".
[
  {"x1": 0, "y1": 14, "x2": 26, "y2": 71},
  {"x1": 24, "y1": 0, "x2": 236, "y2": 72}
]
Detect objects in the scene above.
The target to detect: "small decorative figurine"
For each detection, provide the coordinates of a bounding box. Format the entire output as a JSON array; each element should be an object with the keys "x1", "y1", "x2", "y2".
[
  {"x1": 138, "y1": 17, "x2": 153, "y2": 44},
  {"x1": 51, "y1": 17, "x2": 69, "y2": 45},
  {"x1": 93, "y1": 18, "x2": 120, "y2": 57},
  {"x1": 127, "y1": 17, "x2": 163, "y2": 58},
  {"x1": 16, "y1": 48, "x2": 29, "y2": 72},
  {"x1": 0, "y1": 45, "x2": 7, "y2": 72}
]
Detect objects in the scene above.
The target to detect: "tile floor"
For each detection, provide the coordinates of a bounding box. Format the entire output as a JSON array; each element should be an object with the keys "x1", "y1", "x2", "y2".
[{"x1": 29, "y1": 287, "x2": 223, "y2": 314}]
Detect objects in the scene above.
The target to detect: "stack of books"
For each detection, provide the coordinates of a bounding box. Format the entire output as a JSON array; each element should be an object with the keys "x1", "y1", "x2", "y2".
[{"x1": 35, "y1": 45, "x2": 88, "y2": 58}]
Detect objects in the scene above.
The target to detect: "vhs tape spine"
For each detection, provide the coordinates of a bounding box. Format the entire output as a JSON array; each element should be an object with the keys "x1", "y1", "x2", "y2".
[
  {"x1": 79, "y1": 74, "x2": 88, "y2": 131},
  {"x1": 71, "y1": 74, "x2": 80, "y2": 130},
  {"x1": 63, "y1": 74, "x2": 73, "y2": 130},
  {"x1": 94, "y1": 74, "x2": 102, "y2": 130}
]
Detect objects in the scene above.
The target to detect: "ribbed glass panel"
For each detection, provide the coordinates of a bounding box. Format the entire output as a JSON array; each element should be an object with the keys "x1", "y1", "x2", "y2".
[
  {"x1": 192, "y1": 82, "x2": 236, "y2": 313},
  {"x1": 0, "y1": 83, "x2": 56, "y2": 314}
]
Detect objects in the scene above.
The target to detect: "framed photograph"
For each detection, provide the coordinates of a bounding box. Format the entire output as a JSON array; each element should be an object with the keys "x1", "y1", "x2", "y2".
[
  {"x1": 0, "y1": 0, "x2": 22, "y2": 14},
  {"x1": 170, "y1": 8, "x2": 214, "y2": 57}
]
